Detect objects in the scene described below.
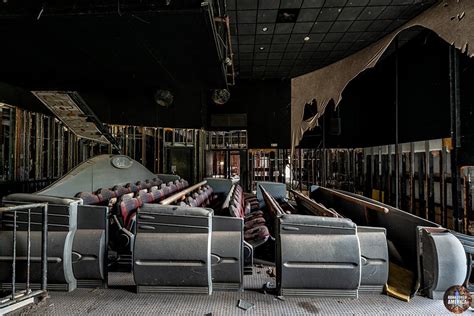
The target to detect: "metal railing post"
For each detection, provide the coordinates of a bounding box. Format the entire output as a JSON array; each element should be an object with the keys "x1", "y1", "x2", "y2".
[
  {"x1": 11, "y1": 210, "x2": 17, "y2": 300},
  {"x1": 0, "y1": 202, "x2": 49, "y2": 314},
  {"x1": 41, "y1": 203, "x2": 48, "y2": 291},
  {"x1": 26, "y1": 208, "x2": 31, "y2": 294}
]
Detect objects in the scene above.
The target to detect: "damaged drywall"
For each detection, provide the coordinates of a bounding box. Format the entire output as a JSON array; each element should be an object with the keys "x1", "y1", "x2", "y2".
[{"x1": 291, "y1": 0, "x2": 474, "y2": 153}]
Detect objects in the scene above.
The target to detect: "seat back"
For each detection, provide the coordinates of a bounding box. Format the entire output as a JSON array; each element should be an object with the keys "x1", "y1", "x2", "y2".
[
  {"x1": 256, "y1": 181, "x2": 287, "y2": 208},
  {"x1": 134, "y1": 204, "x2": 213, "y2": 294},
  {"x1": 310, "y1": 186, "x2": 437, "y2": 276},
  {"x1": 211, "y1": 216, "x2": 244, "y2": 291},
  {"x1": 138, "y1": 189, "x2": 154, "y2": 204},
  {"x1": 113, "y1": 185, "x2": 131, "y2": 198},
  {"x1": 418, "y1": 227, "x2": 467, "y2": 299},
  {"x1": 119, "y1": 197, "x2": 141, "y2": 230},
  {"x1": 125, "y1": 183, "x2": 139, "y2": 193},
  {"x1": 357, "y1": 226, "x2": 388, "y2": 293},
  {"x1": 96, "y1": 188, "x2": 116, "y2": 203},
  {"x1": 73, "y1": 205, "x2": 108, "y2": 288},
  {"x1": 75, "y1": 192, "x2": 101, "y2": 205},
  {"x1": 0, "y1": 193, "x2": 79, "y2": 292},
  {"x1": 276, "y1": 214, "x2": 360, "y2": 297}
]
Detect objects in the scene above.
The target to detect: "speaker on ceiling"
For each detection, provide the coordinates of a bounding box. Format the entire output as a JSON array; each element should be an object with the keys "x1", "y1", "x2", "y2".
[{"x1": 154, "y1": 89, "x2": 174, "y2": 108}]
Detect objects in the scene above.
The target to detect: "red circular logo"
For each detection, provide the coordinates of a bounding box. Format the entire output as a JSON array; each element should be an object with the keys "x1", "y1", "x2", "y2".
[{"x1": 443, "y1": 285, "x2": 472, "y2": 314}]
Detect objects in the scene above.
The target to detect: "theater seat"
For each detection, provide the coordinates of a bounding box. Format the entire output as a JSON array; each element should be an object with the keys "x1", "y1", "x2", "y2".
[
  {"x1": 276, "y1": 214, "x2": 361, "y2": 297},
  {"x1": 225, "y1": 185, "x2": 269, "y2": 247},
  {"x1": 113, "y1": 185, "x2": 131, "y2": 198},
  {"x1": 119, "y1": 197, "x2": 141, "y2": 230},
  {"x1": 357, "y1": 226, "x2": 389, "y2": 293},
  {"x1": 134, "y1": 204, "x2": 213, "y2": 294},
  {"x1": 96, "y1": 188, "x2": 116, "y2": 204},
  {"x1": 125, "y1": 183, "x2": 139, "y2": 193},
  {"x1": 1, "y1": 194, "x2": 81, "y2": 292},
  {"x1": 136, "y1": 181, "x2": 152, "y2": 191},
  {"x1": 244, "y1": 216, "x2": 266, "y2": 230},
  {"x1": 138, "y1": 189, "x2": 155, "y2": 204},
  {"x1": 76, "y1": 192, "x2": 100, "y2": 205},
  {"x1": 161, "y1": 184, "x2": 172, "y2": 197}
]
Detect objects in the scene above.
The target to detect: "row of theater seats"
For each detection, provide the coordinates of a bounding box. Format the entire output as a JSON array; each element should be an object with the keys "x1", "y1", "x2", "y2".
[
  {"x1": 260, "y1": 186, "x2": 389, "y2": 297},
  {"x1": 226, "y1": 185, "x2": 270, "y2": 248},
  {"x1": 76, "y1": 178, "x2": 189, "y2": 206},
  {"x1": 306, "y1": 186, "x2": 469, "y2": 300},
  {"x1": 134, "y1": 203, "x2": 246, "y2": 293},
  {"x1": 76, "y1": 178, "x2": 189, "y2": 241},
  {"x1": 0, "y1": 177, "x2": 191, "y2": 292},
  {"x1": 179, "y1": 184, "x2": 214, "y2": 207}
]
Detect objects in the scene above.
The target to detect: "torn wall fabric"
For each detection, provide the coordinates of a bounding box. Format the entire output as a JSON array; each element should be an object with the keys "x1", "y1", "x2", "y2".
[{"x1": 291, "y1": 0, "x2": 474, "y2": 154}]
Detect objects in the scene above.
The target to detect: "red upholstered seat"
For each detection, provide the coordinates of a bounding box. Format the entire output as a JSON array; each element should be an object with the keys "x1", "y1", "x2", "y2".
[
  {"x1": 76, "y1": 192, "x2": 101, "y2": 205},
  {"x1": 120, "y1": 197, "x2": 141, "y2": 230}
]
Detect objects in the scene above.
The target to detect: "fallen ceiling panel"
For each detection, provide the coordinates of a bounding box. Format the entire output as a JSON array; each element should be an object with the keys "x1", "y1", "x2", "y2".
[{"x1": 32, "y1": 91, "x2": 111, "y2": 144}]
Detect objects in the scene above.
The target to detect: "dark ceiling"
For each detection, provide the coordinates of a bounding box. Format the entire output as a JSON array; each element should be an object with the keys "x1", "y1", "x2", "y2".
[
  {"x1": 0, "y1": 1, "x2": 227, "y2": 91},
  {"x1": 229, "y1": 0, "x2": 437, "y2": 79}
]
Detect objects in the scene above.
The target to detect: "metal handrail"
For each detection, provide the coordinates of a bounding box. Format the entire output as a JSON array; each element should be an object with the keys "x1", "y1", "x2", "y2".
[
  {"x1": 290, "y1": 189, "x2": 343, "y2": 218},
  {"x1": 259, "y1": 185, "x2": 285, "y2": 216},
  {"x1": 159, "y1": 181, "x2": 208, "y2": 205},
  {"x1": 0, "y1": 202, "x2": 48, "y2": 314},
  {"x1": 319, "y1": 187, "x2": 389, "y2": 214}
]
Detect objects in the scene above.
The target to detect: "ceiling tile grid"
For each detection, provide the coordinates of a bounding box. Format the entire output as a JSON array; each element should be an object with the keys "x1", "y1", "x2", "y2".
[{"x1": 229, "y1": 0, "x2": 437, "y2": 79}]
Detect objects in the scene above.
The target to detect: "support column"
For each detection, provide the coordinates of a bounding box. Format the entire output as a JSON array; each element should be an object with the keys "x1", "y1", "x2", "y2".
[
  {"x1": 395, "y1": 37, "x2": 400, "y2": 208},
  {"x1": 322, "y1": 116, "x2": 327, "y2": 187},
  {"x1": 449, "y1": 45, "x2": 462, "y2": 232}
]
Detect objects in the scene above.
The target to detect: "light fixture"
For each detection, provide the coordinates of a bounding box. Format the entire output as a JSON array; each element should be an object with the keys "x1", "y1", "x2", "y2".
[
  {"x1": 304, "y1": 36, "x2": 310, "y2": 42},
  {"x1": 259, "y1": 46, "x2": 265, "y2": 50},
  {"x1": 31, "y1": 91, "x2": 110, "y2": 144},
  {"x1": 212, "y1": 89, "x2": 231, "y2": 105},
  {"x1": 154, "y1": 89, "x2": 174, "y2": 107},
  {"x1": 262, "y1": 27, "x2": 268, "y2": 32}
]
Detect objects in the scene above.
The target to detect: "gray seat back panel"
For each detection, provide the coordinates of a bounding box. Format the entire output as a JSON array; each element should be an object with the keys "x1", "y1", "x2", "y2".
[
  {"x1": 357, "y1": 226, "x2": 388, "y2": 291},
  {"x1": 277, "y1": 214, "x2": 360, "y2": 296},
  {"x1": 134, "y1": 205, "x2": 212, "y2": 293},
  {"x1": 1, "y1": 196, "x2": 78, "y2": 291},
  {"x1": 211, "y1": 216, "x2": 243, "y2": 290},
  {"x1": 418, "y1": 228, "x2": 467, "y2": 299},
  {"x1": 72, "y1": 205, "x2": 108, "y2": 285}
]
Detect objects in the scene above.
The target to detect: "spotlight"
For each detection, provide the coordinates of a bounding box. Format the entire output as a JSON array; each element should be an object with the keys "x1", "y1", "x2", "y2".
[{"x1": 154, "y1": 89, "x2": 174, "y2": 107}]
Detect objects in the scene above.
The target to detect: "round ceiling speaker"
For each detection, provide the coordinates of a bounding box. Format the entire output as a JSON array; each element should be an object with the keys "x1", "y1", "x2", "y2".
[
  {"x1": 154, "y1": 89, "x2": 174, "y2": 107},
  {"x1": 212, "y1": 89, "x2": 230, "y2": 105}
]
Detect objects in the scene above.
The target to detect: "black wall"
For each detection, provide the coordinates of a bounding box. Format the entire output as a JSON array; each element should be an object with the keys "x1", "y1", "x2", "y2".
[
  {"x1": 299, "y1": 30, "x2": 451, "y2": 149},
  {"x1": 459, "y1": 52, "x2": 474, "y2": 165},
  {"x1": 81, "y1": 86, "x2": 206, "y2": 128},
  {"x1": 208, "y1": 79, "x2": 291, "y2": 148}
]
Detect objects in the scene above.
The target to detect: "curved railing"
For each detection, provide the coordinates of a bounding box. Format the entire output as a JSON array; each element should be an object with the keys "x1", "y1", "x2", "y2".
[{"x1": 159, "y1": 180, "x2": 208, "y2": 206}]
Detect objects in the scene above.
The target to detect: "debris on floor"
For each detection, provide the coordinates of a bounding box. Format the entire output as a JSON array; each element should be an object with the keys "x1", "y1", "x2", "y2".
[
  {"x1": 266, "y1": 267, "x2": 276, "y2": 278},
  {"x1": 262, "y1": 282, "x2": 277, "y2": 295},
  {"x1": 255, "y1": 263, "x2": 264, "y2": 268},
  {"x1": 276, "y1": 295, "x2": 285, "y2": 301},
  {"x1": 237, "y1": 299, "x2": 255, "y2": 311}
]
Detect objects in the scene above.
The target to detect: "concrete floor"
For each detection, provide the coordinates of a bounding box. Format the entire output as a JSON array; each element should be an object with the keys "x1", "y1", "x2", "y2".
[{"x1": 13, "y1": 267, "x2": 461, "y2": 315}]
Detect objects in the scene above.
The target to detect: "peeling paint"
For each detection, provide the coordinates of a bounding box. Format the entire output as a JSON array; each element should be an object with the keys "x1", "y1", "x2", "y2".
[{"x1": 291, "y1": 0, "x2": 474, "y2": 155}]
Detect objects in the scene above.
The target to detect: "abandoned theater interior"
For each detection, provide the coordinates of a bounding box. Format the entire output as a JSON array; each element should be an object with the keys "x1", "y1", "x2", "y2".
[{"x1": 2, "y1": 0, "x2": 474, "y2": 314}]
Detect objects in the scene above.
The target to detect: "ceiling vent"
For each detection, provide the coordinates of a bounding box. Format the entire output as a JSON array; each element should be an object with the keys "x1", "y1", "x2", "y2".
[{"x1": 276, "y1": 9, "x2": 300, "y2": 23}]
